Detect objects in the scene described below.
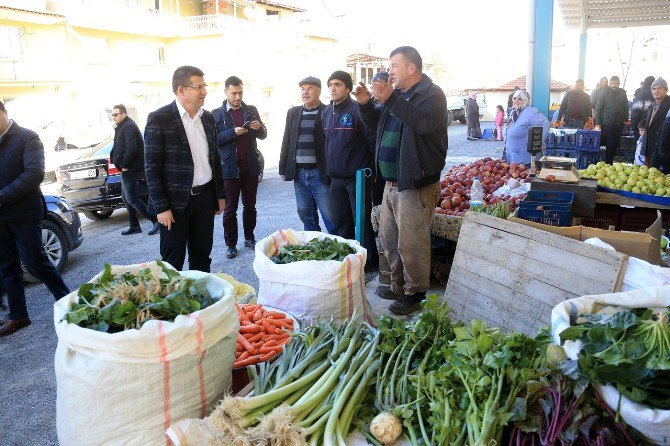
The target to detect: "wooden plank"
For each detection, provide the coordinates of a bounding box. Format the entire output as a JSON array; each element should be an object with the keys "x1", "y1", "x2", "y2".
[
  {"x1": 458, "y1": 221, "x2": 623, "y2": 292},
  {"x1": 454, "y1": 238, "x2": 607, "y2": 296},
  {"x1": 445, "y1": 212, "x2": 627, "y2": 333},
  {"x1": 445, "y1": 281, "x2": 544, "y2": 335},
  {"x1": 448, "y1": 264, "x2": 555, "y2": 323},
  {"x1": 464, "y1": 211, "x2": 627, "y2": 267},
  {"x1": 596, "y1": 191, "x2": 670, "y2": 210},
  {"x1": 450, "y1": 252, "x2": 580, "y2": 307}
]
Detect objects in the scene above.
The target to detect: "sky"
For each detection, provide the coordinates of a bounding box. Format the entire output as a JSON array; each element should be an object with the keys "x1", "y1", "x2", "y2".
[{"x1": 291, "y1": 0, "x2": 670, "y2": 93}]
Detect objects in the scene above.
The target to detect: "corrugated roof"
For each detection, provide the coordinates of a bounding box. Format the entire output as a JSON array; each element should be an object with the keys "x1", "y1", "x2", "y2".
[
  {"x1": 256, "y1": 0, "x2": 305, "y2": 12},
  {"x1": 0, "y1": 5, "x2": 65, "y2": 24},
  {"x1": 491, "y1": 76, "x2": 572, "y2": 92},
  {"x1": 559, "y1": 0, "x2": 670, "y2": 29}
]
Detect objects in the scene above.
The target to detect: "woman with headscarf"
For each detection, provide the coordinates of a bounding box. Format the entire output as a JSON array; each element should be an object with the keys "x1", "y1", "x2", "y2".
[
  {"x1": 465, "y1": 92, "x2": 482, "y2": 140},
  {"x1": 504, "y1": 89, "x2": 550, "y2": 165}
]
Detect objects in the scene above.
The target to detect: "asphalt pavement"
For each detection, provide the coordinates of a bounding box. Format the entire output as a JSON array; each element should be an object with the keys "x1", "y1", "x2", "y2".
[{"x1": 0, "y1": 121, "x2": 503, "y2": 446}]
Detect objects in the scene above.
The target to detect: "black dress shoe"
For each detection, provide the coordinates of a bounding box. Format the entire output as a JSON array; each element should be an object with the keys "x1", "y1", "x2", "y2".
[
  {"x1": 148, "y1": 222, "x2": 161, "y2": 235},
  {"x1": 226, "y1": 247, "x2": 238, "y2": 259},
  {"x1": 244, "y1": 239, "x2": 256, "y2": 249},
  {"x1": 121, "y1": 226, "x2": 142, "y2": 235},
  {"x1": 0, "y1": 317, "x2": 31, "y2": 337}
]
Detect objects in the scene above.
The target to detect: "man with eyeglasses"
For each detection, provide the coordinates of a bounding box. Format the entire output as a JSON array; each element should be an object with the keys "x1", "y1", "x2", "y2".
[
  {"x1": 144, "y1": 66, "x2": 226, "y2": 272},
  {"x1": 212, "y1": 76, "x2": 267, "y2": 259},
  {"x1": 110, "y1": 104, "x2": 160, "y2": 236}
]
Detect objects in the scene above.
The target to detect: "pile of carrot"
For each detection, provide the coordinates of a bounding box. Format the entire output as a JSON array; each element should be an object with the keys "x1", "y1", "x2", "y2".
[{"x1": 234, "y1": 303, "x2": 295, "y2": 368}]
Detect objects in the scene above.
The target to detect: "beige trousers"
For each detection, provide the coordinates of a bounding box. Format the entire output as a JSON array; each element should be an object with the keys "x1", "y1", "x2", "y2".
[{"x1": 379, "y1": 181, "x2": 440, "y2": 296}]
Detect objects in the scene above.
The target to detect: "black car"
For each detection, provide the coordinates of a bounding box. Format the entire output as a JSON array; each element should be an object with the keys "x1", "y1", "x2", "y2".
[
  {"x1": 57, "y1": 136, "x2": 266, "y2": 220},
  {"x1": 57, "y1": 136, "x2": 131, "y2": 220},
  {"x1": 23, "y1": 194, "x2": 84, "y2": 282}
]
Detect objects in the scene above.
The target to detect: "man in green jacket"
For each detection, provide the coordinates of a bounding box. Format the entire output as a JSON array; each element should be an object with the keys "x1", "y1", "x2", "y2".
[
  {"x1": 595, "y1": 76, "x2": 629, "y2": 164},
  {"x1": 355, "y1": 46, "x2": 447, "y2": 315}
]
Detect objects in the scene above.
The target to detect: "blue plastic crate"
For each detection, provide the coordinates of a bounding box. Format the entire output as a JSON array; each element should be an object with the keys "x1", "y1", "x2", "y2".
[
  {"x1": 575, "y1": 130, "x2": 601, "y2": 152},
  {"x1": 554, "y1": 131, "x2": 576, "y2": 148},
  {"x1": 576, "y1": 149, "x2": 605, "y2": 169},
  {"x1": 546, "y1": 132, "x2": 557, "y2": 149},
  {"x1": 518, "y1": 191, "x2": 574, "y2": 226},
  {"x1": 546, "y1": 147, "x2": 577, "y2": 158}
]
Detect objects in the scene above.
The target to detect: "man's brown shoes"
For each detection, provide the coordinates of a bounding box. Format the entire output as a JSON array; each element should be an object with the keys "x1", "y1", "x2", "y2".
[{"x1": 0, "y1": 317, "x2": 31, "y2": 337}]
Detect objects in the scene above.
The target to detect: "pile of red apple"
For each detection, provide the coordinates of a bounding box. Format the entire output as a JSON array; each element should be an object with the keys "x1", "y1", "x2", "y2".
[{"x1": 435, "y1": 157, "x2": 530, "y2": 216}]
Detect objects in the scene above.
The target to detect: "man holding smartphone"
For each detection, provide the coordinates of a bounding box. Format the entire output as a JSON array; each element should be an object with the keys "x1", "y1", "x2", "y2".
[{"x1": 212, "y1": 76, "x2": 267, "y2": 259}]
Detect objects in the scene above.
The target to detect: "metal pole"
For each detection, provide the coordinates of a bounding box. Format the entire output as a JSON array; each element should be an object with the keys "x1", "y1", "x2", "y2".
[
  {"x1": 578, "y1": 0, "x2": 587, "y2": 80},
  {"x1": 355, "y1": 168, "x2": 370, "y2": 244},
  {"x1": 531, "y1": 0, "x2": 554, "y2": 118},
  {"x1": 527, "y1": 0, "x2": 535, "y2": 99}
]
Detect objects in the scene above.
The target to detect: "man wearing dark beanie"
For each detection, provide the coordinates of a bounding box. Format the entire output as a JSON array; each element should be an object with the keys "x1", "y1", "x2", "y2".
[{"x1": 323, "y1": 70, "x2": 378, "y2": 271}]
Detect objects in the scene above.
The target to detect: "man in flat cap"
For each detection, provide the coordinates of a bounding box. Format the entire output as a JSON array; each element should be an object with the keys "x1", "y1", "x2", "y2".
[{"x1": 279, "y1": 76, "x2": 335, "y2": 232}]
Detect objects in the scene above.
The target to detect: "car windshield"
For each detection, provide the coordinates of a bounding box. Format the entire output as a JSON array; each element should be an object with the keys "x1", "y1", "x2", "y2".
[{"x1": 81, "y1": 137, "x2": 114, "y2": 158}]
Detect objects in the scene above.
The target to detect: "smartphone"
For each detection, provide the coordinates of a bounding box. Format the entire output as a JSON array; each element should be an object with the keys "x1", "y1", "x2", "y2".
[{"x1": 242, "y1": 121, "x2": 252, "y2": 129}]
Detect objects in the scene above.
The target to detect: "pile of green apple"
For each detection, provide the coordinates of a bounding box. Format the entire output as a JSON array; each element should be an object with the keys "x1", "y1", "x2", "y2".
[{"x1": 579, "y1": 162, "x2": 670, "y2": 197}]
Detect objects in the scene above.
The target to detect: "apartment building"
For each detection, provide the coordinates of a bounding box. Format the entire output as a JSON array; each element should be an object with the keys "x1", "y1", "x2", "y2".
[{"x1": 0, "y1": 0, "x2": 345, "y2": 156}]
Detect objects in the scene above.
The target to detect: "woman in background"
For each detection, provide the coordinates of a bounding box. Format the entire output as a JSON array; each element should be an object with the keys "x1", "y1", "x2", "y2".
[{"x1": 504, "y1": 90, "x2": 550, "y2": 165}]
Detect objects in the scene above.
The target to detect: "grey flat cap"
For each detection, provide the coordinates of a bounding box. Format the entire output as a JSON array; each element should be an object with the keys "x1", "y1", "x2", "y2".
[{"x1": 299, "y1": 76, "x2": 321, "y2": 89}]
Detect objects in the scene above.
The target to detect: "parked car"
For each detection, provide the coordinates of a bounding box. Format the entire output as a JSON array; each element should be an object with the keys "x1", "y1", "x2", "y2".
[
  {"x1": 446, "y1": 94, "x2": 488, "y2": 126},
  {"x1": 23, "y1": 194, "x2": 84, "y2": 283},
  {"x1": 57, "y1": 136, "x2": 129, "y2": 220},
  {"x1": 57, "y1": 136, "x2": 266, "y2": 221}
]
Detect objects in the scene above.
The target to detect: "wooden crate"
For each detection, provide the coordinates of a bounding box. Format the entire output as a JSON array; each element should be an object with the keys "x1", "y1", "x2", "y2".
[{"x1": 444, "y1": 212, "x2": 628, "y2": 335}]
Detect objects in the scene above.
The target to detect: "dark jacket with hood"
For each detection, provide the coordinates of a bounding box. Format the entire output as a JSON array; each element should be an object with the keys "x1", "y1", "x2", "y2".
[
  {"x1": 0, "y1": 121, "x2": 46, "y2": 224},
  {"x1": 631, "y1": 76, "x2": 656, "y2": 127},
  {"x1": 278, "y1": 102, "x2": 329, "y2": 184},
  {"x1": 358, "y1": 73, "x2": 448, "y2": 192},
  {"x1": 110, "y1": 116, "x2": 144, "y2": 171},
  {"x1": 595, "y1": 87, "x2": 629, "y2": 126},
  {"x1": 212, "y1": 101, "x2": 267, "y2": 180},
  {"x1": 322, "y1": 96, "x2": 374, "y2": 179}
]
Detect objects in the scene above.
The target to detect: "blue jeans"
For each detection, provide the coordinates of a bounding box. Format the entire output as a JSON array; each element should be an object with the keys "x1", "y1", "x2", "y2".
[
  {"x1": 293, "y1": 167, "x2": 335, "y2": 233},
  {"x1": 121, "y1": 170, "x2": 155, "y2": 227},
  {"x1": 0, "y1": 222, "x2": 70, "y2": 320}
]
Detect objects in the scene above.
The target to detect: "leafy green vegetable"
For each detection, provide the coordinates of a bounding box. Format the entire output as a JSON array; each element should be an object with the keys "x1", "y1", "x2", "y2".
[
  {"x1": 560, "y1": 307, "x2": 670, "y2": 409},
  {"x1": 62, "y1": 261, "x2": 217, "y2": 333},
  {"x1": 270, "y1": 237, "x2": 355, "y2": 264}
]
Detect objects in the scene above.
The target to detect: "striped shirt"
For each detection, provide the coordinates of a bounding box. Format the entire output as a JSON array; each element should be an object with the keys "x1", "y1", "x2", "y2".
[{"x1": 296, "y1": 106, "x2": 318, "y2": 168}]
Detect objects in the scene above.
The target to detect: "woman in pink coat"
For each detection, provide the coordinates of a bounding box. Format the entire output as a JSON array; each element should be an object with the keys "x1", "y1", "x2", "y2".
[{"x1": 494, "y1": 105, "x2": 505, "y2": 140}]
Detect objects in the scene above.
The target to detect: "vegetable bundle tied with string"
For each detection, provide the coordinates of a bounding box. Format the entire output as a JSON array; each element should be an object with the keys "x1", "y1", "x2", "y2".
[
  {"x1": 205, "y1": 314, "x2": 380, "y2": 445},
  {"x1": 62, "y1": 261, "x2": 215, "y2": 333}
]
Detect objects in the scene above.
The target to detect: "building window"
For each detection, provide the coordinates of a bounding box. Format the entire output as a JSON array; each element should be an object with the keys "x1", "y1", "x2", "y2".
[{"x1": 0, "y1": 26, "x2": 26, "y2": 59}]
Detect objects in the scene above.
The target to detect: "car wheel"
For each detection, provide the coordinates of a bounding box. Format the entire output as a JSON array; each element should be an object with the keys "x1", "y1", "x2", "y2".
[
  {"x1": 447, "y1": 111, "x2": 453, "y2": 126},
  {"x1": 42, "y1": 171, "x2": 57, "y2": 185},
  {"x1": 257, "y1": 149, "x2": 265, "y2": 183},
  {"x1": 83, "y1": 210, "x2": 113, "y2": 220},
  {"x1": 22, "y1": 220, "x2": 69, "y2": 283}
]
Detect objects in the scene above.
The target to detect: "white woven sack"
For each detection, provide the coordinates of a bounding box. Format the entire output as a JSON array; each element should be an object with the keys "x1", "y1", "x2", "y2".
[
  {"x1": 253, "y1": 229, "x2": 373, "y2": 324},
  {"x1": 54, "y1": 261, "x2": 239, "y2": 446},
  {"x1": 551, "y1": 285, "x2": 670, "y2": 445}
]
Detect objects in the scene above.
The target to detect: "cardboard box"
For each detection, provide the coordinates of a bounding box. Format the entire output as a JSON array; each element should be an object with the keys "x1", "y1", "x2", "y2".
[{"x1": 509, "y1": 209, "x2": 662, "y2": 265}]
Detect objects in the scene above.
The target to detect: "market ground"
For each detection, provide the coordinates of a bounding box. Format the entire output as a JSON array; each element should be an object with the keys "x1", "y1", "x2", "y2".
[{"x1": 0, "y1": 122, "x2": 504, "y2": 446}]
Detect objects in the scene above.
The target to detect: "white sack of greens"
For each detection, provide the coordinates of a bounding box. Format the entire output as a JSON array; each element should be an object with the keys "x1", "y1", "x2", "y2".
[
  {"x1": 253, "y1": 229, "x2": 372, "y2": 325},
  {"x1": 54, "y1": 261, "x2": 239, "y2": 446}
]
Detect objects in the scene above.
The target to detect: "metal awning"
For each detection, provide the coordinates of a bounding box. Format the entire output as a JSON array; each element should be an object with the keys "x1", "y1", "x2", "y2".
[{"x1": 559, "y1": 0, "x2": 670, "y2": 29}]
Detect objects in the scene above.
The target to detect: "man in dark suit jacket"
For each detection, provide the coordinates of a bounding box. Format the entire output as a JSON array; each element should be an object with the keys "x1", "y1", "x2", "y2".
[
  {"x1": 110, "y1": 104, "x2": 159, "y2": 236},
  {"x1": 644, "y1": 78, "x2": 670, "y2": 169},
  {"x1": 144, "y1": 66, "x2": 226, "y2": 272},
  {"x1": 0, "y1": 100, "x2": 70, "y2": 336},
  {"x1": 278, "y1": 76, "x2": 334, "y2": 233}
]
